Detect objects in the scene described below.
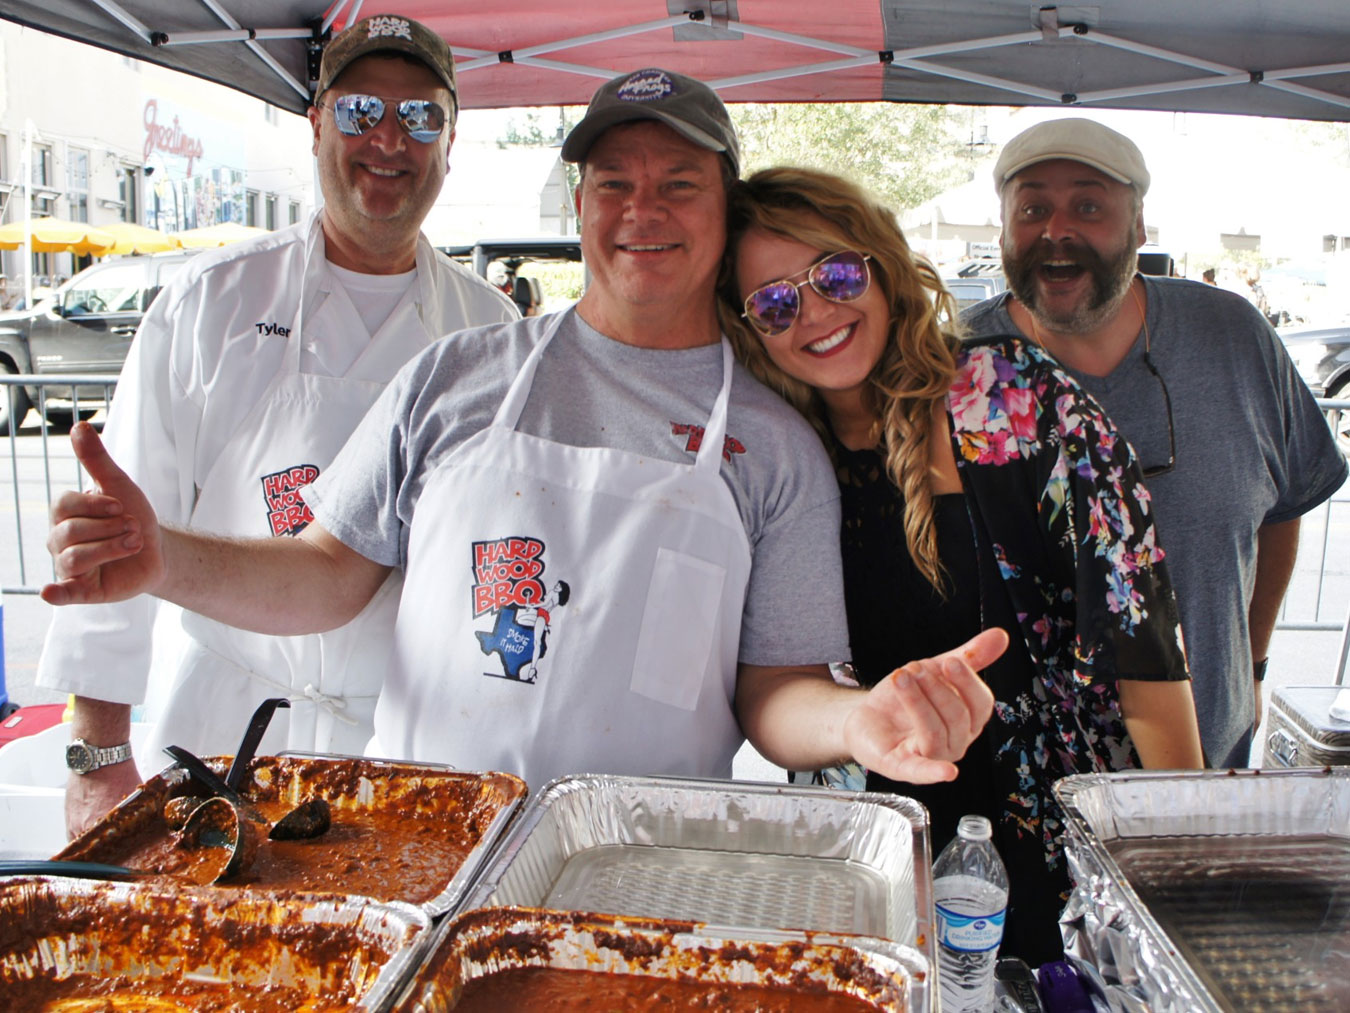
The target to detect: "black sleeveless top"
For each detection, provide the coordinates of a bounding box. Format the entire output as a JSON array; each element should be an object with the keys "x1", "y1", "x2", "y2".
[{"x1": 834, "y1": 439, "x2": 1068, "y2": 966}]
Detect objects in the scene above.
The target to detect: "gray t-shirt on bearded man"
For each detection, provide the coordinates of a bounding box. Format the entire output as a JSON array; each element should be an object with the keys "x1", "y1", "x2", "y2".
[
  {"x1": 963, "y1": 276, "x2": 1346, "y2": 768},
  {"x1": 304, "y1": 308, "x2": 851, "y2": 669}
]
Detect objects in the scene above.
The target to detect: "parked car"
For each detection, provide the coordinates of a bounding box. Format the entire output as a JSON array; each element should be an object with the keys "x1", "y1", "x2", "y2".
[
  {"x1": 943, "y1": 276, "x2": 1005, "y2": 314},
  {"x1": 1280, "y1": 323, "x2": 1350, "y2": 449},
  {"x1": 442, "y1": 236, "x2": 585, "y2": 312},
  {"x1": 439, "y1": 236, "x2": 582, "y2": 278},
  {"x1": 0, "y1": 250, "x2": 198, "y2": 432},
  {"x1": 941, "y1": 259, "x2": 1006, "y2": 315}
]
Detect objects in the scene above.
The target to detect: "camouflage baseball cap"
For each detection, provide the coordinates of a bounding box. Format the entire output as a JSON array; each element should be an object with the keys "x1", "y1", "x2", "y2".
[{"x1": 317, "y1": 14, "x2": 457, "y2": 111}]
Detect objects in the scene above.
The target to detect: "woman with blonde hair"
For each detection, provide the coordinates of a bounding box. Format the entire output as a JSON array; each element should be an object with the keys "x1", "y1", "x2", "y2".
[{"x1": 718, "y1": 166, "x2": 1202, "y2": 964}]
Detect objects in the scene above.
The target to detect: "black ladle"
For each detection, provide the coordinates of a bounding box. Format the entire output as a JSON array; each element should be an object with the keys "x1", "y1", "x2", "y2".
[
  {"x1": 219, "y1": 697, "x2": 331, "y2": 840},
  {"x1": 0, "y1": 859, "x2": 157, "y2": 881},
  {"x1": 225, "y1": 697, "x2": 290, "y2": 791},
  {"x1": 162, "y1": 744, "x2": 266, "y2": 882},
  {"x1": 165, "y1": 699, "x2": 330, "y2": 843}
]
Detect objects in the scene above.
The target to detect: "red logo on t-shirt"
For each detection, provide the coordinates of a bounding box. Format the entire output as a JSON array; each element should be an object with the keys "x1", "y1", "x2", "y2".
[
  {"x1": 261, "y1": 464, "x2": 319, "y2": 536},
  {"x1": 670, "y1": 422, "x2": 746, "y2": 462}
]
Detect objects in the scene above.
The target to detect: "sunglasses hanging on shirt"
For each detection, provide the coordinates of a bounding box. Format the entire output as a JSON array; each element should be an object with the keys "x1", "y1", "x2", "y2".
[
  {"x1": 742, "y1": 250, "x2": 872, "y2": 338},
  {"x1": 329, "y1": 94, "x2": 449, "y2": 143}
]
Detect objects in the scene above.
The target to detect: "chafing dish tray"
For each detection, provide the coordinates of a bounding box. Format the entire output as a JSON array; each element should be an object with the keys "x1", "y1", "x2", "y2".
[
  {"x1": 55, "y1": 755, "x2": 526, "y2": 918},
  {"x1": 465, "y1": 775, "x2": 932, "y2": 954},
  {"x1": 1, "y1": 876, "x2": 428, "y2": 1012},
  {"x1": 388, "y1": 906, "x2": 927, "y2": 1012},
  {"x1": 1056, "y1": 767, "x2": 1350, "y2": 1013}
]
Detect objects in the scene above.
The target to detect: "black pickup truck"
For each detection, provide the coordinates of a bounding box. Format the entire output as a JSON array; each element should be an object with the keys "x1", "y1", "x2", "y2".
[{"x1": 0, "y1": 251, "x2": 197, "y2": 433}]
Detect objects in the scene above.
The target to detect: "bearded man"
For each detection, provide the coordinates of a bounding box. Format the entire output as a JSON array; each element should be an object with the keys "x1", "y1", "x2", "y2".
[{"x1": 962, "y1": 118, "x2": 1346, "y2": 769}]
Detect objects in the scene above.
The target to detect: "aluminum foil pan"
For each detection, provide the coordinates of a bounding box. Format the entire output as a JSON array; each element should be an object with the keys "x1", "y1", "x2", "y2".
[
  {"x1": 465, "y1": 775, "x2": 932, "y2": 958},
  {"x1": 388, "y1": 906, "x2": 928, "y2": 1012},
  {"x1": 0, "y1": 876, "x2": 429, "y2": 1012},
  {"x1": 1055, "y1": 767, "x2": 1350, "y2": 1013},
  {"x1": 55, "y1": 755, "x2": 526, "y2": 918}
]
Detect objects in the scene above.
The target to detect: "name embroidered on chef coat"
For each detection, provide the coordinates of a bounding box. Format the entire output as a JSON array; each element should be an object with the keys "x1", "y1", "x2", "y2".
[{"x1": 255, "y1": 322, "x2": 292, "y2": 337}]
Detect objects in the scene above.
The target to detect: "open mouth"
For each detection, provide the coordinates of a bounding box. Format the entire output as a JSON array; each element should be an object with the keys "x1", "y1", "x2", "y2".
[
  {"x1": 618, "y1": 243, "x2": 677, "y2": 253},
  {"x1": 805, "y1": 323, "x2": 855, "y2": 355},
  {"x1": 360, "y1": 163, "x2": 407, "y2": 178},
  {"x1": 1040, "y1": 259, "x2": 1087, "y2": 283}
]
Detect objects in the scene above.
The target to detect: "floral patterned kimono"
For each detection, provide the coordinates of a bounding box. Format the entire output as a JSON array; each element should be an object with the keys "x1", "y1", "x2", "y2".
[{"x1": 836, "y1": 334, "x2": 1189, "y2": 965}]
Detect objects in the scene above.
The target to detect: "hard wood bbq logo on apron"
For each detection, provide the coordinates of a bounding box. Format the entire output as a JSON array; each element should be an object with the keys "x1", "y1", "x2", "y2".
[
  {"x1": 471, "y1": 536, "x2": 570, "y2": 684},
  {"x1": 261, "y1": 464, "x2": 320, "y2": 536}
]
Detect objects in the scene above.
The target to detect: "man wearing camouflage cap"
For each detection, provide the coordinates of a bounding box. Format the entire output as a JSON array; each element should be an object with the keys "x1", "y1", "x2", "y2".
[
  {"x1": 40, "y1": 13, "x2": 516, "y2": 837},
  {"x1": 963, "y1": 117, "x2": 1346, "y2": 768},
  {"x1": 47, "y1": 67, "x2": 1003, "y2": 793}
]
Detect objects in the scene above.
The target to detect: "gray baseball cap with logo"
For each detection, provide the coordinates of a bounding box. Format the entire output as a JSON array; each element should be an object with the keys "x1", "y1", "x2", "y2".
[
  {"x1": 561, "y1": 68, "x2": 739, "y2": 175},
  {"x1": 317, "y1": 14, "x2": 458, "y2": 112}
]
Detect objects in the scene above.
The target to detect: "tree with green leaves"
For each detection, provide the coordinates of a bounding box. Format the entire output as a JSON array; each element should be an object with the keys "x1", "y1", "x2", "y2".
[
  {"x1": 729, "y1": 102, "x2": 973, "y2": 212},
  {"x1": 500, "y1": 102, "x2": 975, "y2": 213}
]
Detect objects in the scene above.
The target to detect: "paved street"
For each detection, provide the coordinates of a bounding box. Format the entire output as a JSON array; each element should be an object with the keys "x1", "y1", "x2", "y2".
[{"x1": 3, "y1": 409, "x2": 1347, "y2": 776}]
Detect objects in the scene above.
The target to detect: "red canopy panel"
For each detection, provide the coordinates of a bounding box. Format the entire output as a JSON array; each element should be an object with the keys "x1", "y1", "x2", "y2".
[
  {"x1": 371, "y1": 1, "x2": 889, "y2": 106},
  {"x1": 3, "y1": 1, "x2": 1348, "y2": 121}
]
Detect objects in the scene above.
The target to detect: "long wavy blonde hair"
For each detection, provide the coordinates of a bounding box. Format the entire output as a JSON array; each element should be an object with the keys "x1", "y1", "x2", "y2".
[{"x1": 717, "y1": 166, "x2": 961, "y2": 592}]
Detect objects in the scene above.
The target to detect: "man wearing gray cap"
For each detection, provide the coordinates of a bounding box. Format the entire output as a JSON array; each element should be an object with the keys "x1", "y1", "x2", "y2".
[
  {"x1": 39, "y1": 13, "x2": 516, "y2": 837},
  {"x1": 46, "y1": 68, "x2": 1004, "y2": 793},
  {"x1": 962, "y1": 117, "x2": 1346, "y2": 768}
]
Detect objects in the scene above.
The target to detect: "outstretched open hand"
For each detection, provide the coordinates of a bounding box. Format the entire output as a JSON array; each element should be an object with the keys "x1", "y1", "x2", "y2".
[
  {"x1": 843, "y1": 627, "x2": 1005, "y2": 784},
  {"x1": 42, "y1": 422, "x2": 165, "y2": 606}
]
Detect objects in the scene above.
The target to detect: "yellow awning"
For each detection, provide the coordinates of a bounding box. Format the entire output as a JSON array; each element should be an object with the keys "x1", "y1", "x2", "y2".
[
  {"x1": 94, "y1": 222, "x2": 182, "y2": 256},
  {"x1": 173, "y1": 222, "x2": 269, "y2": 249},
  {"x1": 0, "y1": 217, "x2": 114, "y2": 255}
]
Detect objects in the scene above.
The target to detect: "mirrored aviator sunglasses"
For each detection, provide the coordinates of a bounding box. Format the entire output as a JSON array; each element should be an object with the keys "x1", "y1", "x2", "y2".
[
  {"x1": 742, "y1": 250, "x2": 872, "y2": 338},
  {"x1": 331, "y1": 94, "x2": 448, "y2": 143}
]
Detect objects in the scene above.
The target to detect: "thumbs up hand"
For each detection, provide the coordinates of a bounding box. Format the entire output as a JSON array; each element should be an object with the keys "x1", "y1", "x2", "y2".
[{"x1": 42, "y1": 422, "x2": 165, "y2": 606}]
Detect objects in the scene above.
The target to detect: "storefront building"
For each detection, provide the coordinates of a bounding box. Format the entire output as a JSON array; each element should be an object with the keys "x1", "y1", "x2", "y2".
[{"x1": 0, "y1": 21, "x2": 314, "y2": 299}]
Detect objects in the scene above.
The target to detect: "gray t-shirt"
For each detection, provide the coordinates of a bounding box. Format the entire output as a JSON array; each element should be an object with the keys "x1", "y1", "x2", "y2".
[
  {"x1": 963, "y1": 276, "x2": 1347, "y2": 766},
  {"x1": 305, "y1": 308, "x2": 851, "y2": 668}
]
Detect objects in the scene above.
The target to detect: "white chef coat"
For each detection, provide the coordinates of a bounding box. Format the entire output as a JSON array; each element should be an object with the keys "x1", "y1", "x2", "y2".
[
  {"x1": 369, "y1": 310, "x2": 754, "y2": 786},
  {"x1": 36, "y1": 211, "x2": 517, "y2": 768}
]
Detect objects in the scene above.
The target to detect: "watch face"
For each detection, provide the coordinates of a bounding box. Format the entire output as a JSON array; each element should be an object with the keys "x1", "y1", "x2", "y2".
[{"x1": 66, "y1": 742, "x2": 95, "y2": 774}]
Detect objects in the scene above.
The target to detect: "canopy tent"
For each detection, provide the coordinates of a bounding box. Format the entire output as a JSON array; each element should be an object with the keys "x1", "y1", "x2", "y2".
[{"x1": 4, "y1": 1, "x2": 1349, "y2": 121}]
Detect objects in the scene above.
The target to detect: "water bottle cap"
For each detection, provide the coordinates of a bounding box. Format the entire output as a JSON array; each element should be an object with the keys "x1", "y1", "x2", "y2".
[{"x1": 956, "y1": 814, "x2": 993, "y2": 841}]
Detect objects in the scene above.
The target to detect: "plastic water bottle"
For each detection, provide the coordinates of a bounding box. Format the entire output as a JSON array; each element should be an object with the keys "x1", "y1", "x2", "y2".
[{"x1": 933, "y1": 814, "x2": 1009, "y2": 1013}]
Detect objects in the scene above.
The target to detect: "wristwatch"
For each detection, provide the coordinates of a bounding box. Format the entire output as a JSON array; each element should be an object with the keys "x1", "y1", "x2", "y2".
[{"x1": 65, "y1": 737, "x2": 134, "y2": 775}]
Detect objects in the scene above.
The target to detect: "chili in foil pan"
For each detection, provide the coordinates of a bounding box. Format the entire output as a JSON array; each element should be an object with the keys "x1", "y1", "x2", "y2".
[
  {"x1": 465, "y1": 775, "x2": 932, "y2": 955},
  {"x1": 54, "y1": 755, "x2": 527, "y2": 918},
  {"x1": 1055, "y1": 767, "x2": 1350, "y2": 1013},
  {"x1": 388, "y1": 906, "x2": 927, "y2": 1012},
  {"x1": 0, "y1": 876, "x2": 429, "y2": 1013}
]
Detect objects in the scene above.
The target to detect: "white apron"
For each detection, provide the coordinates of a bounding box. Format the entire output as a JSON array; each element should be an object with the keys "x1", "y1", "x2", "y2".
[
  {"x1": 370, "y1": 311, "x2": 754, "y2": 786},
  {"x1": 145, "y1": 218, "x2": 441, "y2": 761}
]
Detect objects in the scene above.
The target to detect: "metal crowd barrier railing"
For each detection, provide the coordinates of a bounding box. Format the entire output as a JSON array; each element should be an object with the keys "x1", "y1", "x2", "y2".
[
  {"x1": 0, "y1": 376, "x2": 1346, "y2": 673},
  {"x1": 1, "y1": 373, "x2": 116, "y2": 595}
]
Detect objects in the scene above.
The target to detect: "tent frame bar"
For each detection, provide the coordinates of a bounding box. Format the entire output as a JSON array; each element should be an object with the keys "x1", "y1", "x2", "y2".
[{"x1": 69, "y1": 1, "x2": 1350, "y2": 115}]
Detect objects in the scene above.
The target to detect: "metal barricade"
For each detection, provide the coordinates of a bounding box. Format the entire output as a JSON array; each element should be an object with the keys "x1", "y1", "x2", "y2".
[
  {"x1": 1, "y1": 374, "x2": 116, "y2": 595},
  {"x1": 0, "y1": 380, "x2": 1346, "y2": 673}
]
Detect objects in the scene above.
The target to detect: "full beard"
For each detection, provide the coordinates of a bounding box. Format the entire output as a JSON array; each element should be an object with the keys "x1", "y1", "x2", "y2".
[{"x1": 1003, "y1": 235, "x2": 1137, "y2": 334}]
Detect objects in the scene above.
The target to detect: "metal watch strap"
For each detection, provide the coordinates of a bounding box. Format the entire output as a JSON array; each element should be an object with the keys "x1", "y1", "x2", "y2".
[
  {"x1": 91, "y1": 740, "x2": 133, "y2": 768},
  {"x1": 68, "y1": 738, "x2": 133, "y2": 773}
]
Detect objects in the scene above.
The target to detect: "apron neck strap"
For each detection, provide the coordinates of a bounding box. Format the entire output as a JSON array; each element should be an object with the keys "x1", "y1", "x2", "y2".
[
  {"x1": 492, "y1": 310, "x2": 569, "y2": 429},
  {"x1": 494, "y1": 312, "x2": 736, "y2": 475},
  {"x1": 693, "y1": 339, "x2": 734, "y2": 473}
]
